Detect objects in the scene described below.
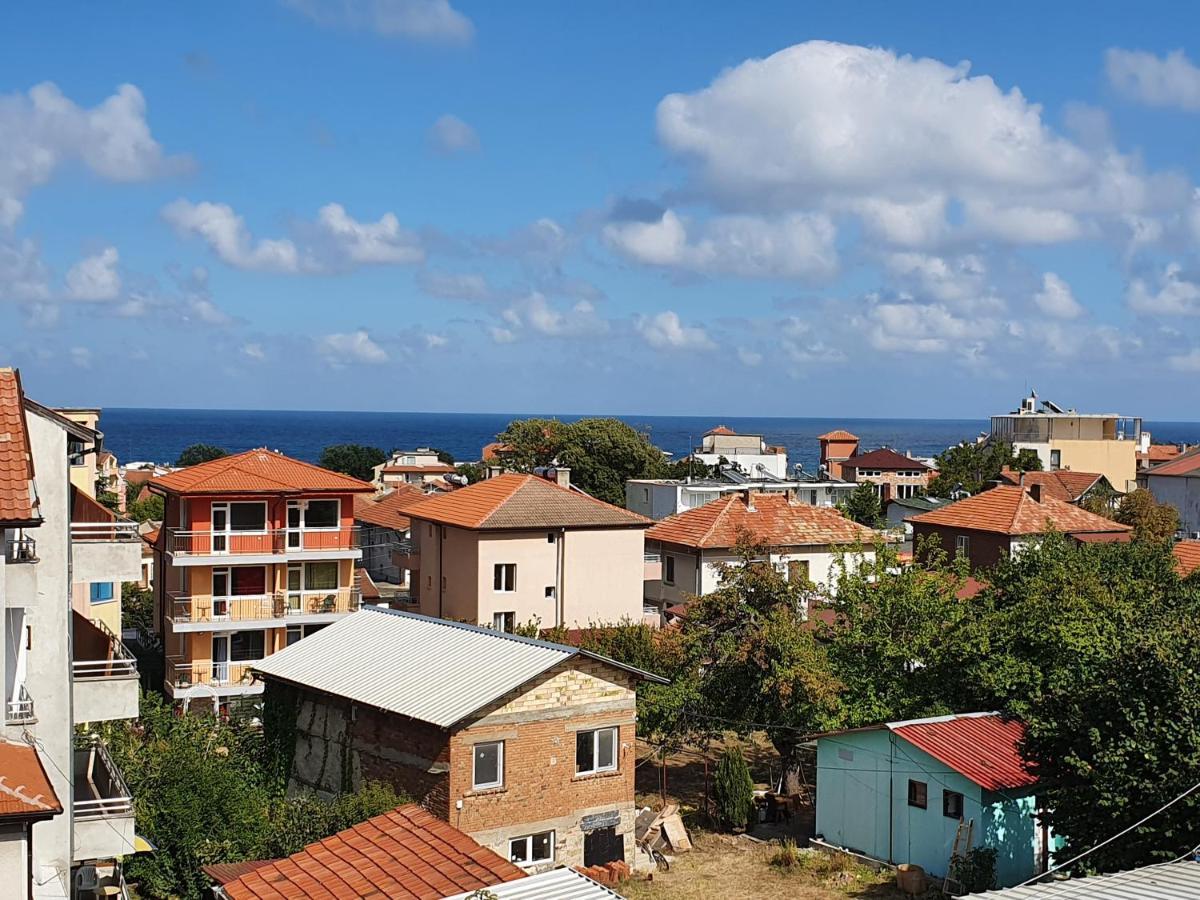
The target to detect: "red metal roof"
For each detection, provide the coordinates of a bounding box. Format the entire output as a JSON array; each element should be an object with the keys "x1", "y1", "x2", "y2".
[
  {"x1": 0, "y1": 369, "x2": 37, "y2": 524},
  {"x1": 891, "y1": 713, "x2": 1035, "y2": 791}
]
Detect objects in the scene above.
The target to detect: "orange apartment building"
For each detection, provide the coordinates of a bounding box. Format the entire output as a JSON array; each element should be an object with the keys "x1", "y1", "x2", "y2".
[{"x1": 148, "y1": 449, "x2": 374, "y2": 711}]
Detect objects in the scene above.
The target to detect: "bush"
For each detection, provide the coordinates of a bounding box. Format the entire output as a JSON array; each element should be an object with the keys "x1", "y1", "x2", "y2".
[
  {"x1": 713, "y1": 745, "x2": 756, "y2": 832},
  {"x1": 951, "y1": 846, "x2": 998, "y2": 893},
  {"x1": 769, "y1": 838, "x2": 801, "y2": 869}
]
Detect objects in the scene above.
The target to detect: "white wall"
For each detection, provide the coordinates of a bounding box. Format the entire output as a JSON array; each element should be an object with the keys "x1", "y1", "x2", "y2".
[{"x1": 1147, "y1": 474, "x2": 1200, "y2": 536}]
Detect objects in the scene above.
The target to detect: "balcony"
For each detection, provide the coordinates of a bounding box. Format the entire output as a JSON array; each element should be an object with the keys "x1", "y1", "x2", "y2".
[
  {"x1": 5, "y1": 685, "x2": 35, "y2": 726},
  {"x1": 166, "y1": 658, "x2": 264, "y2": 697},
  {"x1": 71, "y1": 516, "x2": 142, "y2": 587},
  {"x1": 73, "y1": 613, "x2": 139, "y2": 724},
  {"x1": 3, "y1": 532, "x2": 37, "y2": 563},
  {"x1": 73, "y1": 740, "x2": 135, "y2": 862},
  {"x1": 163, "y1": 526, "x2": 361, "y2": 565},
  {"x1": 643, "y1": 551, "x2": 662, "y2": 581},
  {"x1": 168, "y1": 588, "x2": 361, "y2": 631}
]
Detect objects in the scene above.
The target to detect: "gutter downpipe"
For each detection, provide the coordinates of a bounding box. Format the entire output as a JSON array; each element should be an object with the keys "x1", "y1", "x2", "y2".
[
  {"x1": 556, "y1": 528, "x2": 565, "y2": 629},
  {"x1": 26, "y1": 823, "x2": 34, "y2": 900}
]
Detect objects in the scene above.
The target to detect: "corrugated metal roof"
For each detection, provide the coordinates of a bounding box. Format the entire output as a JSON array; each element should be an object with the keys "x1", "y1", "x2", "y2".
[
  {"x1": 970, "y1": 860, "x2": 1200, "y2": 898},
  {"x1": 253, "y1": 607, "x2": 665, "y2": 728},
  {"x1": 441, "y1": 868, "x2": 623, "y2": 900},
  {"x1": 890, "y1": 712, "x2": 1036, "y2": 791}
]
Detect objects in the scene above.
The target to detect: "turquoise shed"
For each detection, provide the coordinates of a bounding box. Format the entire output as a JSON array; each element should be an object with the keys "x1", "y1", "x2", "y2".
[{"x1": 813, "y1": 712, "x2": 1055, "y2": 889}]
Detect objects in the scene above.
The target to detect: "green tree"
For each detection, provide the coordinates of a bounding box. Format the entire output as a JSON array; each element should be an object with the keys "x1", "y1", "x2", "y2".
[
  {"x1": 455, "y1": 461, "x2": 486, "y2": 484},
  {"x1": 429, "y1": 448, "x2": 455, "y2": 465},
  {"x1": 841, "y1": 482, "x2": 883, "y2": 526},
  {"x1": 713, "y1": 745, "x2": 756, "y2": 831},
  {"x1": 927, "y1": 440, "x2": 1041, "y2": 498},
  {"x1": 176, "y1": 443, "x2": 228, "y2": 467},
  {"x1": 97, "y1": 489, "x2": 122, "y2": 514},
  {"x1": 127, "y1": 492, "x2": 165, "y2": 523},
  {"x1": 318, "y1": 444, "x2": 387, "y2": 482},
  {"x1": 1115, "y1": 488, "x2": 1180, "y2": 543}
]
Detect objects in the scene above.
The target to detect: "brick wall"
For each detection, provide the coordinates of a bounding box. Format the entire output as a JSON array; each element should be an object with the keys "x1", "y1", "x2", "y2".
[{"x1": 913, "y1": 523, "x2": 1012, "y2": 572}]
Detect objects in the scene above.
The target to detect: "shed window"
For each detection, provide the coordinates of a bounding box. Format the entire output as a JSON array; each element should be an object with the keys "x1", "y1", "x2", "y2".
[
  {"x1": 907, "y1": 779, "x2": 927, "y2": 809},
  {"x1": 943, "y1": 789, "x2": 964, "y2": 819},
  {"x1": 664, "y1": 555, "x2": 675, "y2": 585},
  {"x1": 576, "y1": 727, "x2": 618, "y2": 776},
  {"x1": 472, "y1": 741, "x2": 503, "y2": 790},
  {"x1": 509, "y1": 831, "x2": 554, "y2": 866}
]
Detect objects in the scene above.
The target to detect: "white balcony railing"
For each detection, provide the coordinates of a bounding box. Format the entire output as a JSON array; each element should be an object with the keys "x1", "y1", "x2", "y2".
[
  {"x1": 3, "y1": 534, "x2": 37, "y2": 563},
  {"x1": 73, "y1": 618, "x2": 138, "y2": 680},
  {"x1": 169, "y1": 588, "x2": 361, "y2": 624},
  {"x1": 73, "y1": 741, "x2": 133, "y2": 821},
  {"x1": 165, "y1": 526, "x2": 360, "y2": 556},
  {"x1": 70, "y1": 520, "x2": 140, "y2": 542},
  {"x1": 5, "y1": 685, "x2": 34, "y2": 724}
]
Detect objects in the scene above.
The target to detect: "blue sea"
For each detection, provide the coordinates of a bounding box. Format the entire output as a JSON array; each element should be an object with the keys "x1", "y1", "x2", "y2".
[{"x1": 98, "y1": 409, "x2": 1200, "y2": 472}]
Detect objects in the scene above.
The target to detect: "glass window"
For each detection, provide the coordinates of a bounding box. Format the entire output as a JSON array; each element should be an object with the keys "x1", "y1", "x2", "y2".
[
  {"x1": 89, "y1": 582, "x2": 114, "y2": 602},
  {"x1": 305, "y1": 499, "x2": 339, "y2": 529},
  {"x1": 509, "y1": 831, "x2": 554, "y2": 866},
  {"x1": 576, "y1": 727, "x2": 619, "y2": 775},
  {"x1": 231, "y1": 567, "x2": 266, "y2": 596},
  {"x1": 907, "y1": 779, "x2": 928, "y2": 809},
  {"x1": 230, "y1": 631, "x2": 265, "y2": 662},
  {"x1": 493, "y1": 611, "x2": 515, "y2": 633},
  {"x1": 956, "y1": 535, "x2": 970, "y2": 555},
  {"x1": 230, "y1": 502, "x2": 266, "y2": 531},
  {"x1": 493, "y1": 563, "x2": 516, "y2": 592},
  {"x1": 286, "y1": 626, "x2": 302, "y2": 646},
  {"x1": 664, "y1": 555, "x2": 675, "y2": 585},
  {"x1": 304, "y1": 561, "x2": 339, "y2": 590},
  {"x1": 943, "y1": 790, "x2": 964, "y2": 819},
  {"x1": 473, "y1": 741, "x2": 503, "y2": 789}
]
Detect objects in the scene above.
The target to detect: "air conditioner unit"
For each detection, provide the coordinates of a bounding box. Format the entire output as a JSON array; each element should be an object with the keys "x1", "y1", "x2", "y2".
[{"x1": 75, "y1": 865, "x2": 98, "y2": 891}]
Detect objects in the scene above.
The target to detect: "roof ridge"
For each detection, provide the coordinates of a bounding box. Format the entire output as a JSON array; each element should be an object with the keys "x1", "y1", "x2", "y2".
[{"x1": 363, "y1": 604, "x2": 578, "y2": 655}]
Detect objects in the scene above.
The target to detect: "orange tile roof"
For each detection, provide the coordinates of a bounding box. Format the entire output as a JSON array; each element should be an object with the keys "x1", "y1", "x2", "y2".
[
  {"x1": 1174, "y1": 541, "x2": 1200, "y2": 577},
  {"x1": 354, "y1": 485, "x2": 427, "y2": 531},
  {"x1": 406, "y1": 473, "x2": 650, "y2": 530},
  {"x1": 219, "y1": 804, "x2": 525, "y2": 899},
  {"x1": 381, "y1": 464, "x2": 457, "y2": 475},
  {"x1": 818, "y1": 429, "x2": 859, "y2": 441},
  {"x1": 996, "y1": 468, "x2": 1103, "y2": 502},
  {"x1": 150, "y1": 449, "x2": 374, "y2": 496},
  {"x1": 705, "y1": 425, "x2": 737, "y2": 435},
  {"x1": 0, "y1": 740, "x2": 61, "y2": 820},
  {"x1": 908, "y1": 485, "x2": 1132, "y2": 537},
  {"x1": 646, "y1": 492, "x2": 879, "y2": 549},
  {"x1": 0, "y1": 369, "x2": 37, "y2": 524},
  {"x1": 481, "y1": 441, "x2": 512, "y2": 462},
  {"x1": 1140, "y1": 444, "x2": 1185, "y2": 464},
  {"x1": 843, "y1": 447, "x2": 931, "y2": 471},
  {"x1": 1144, "y1": 447, "x2": 1200, "y2": 477}
]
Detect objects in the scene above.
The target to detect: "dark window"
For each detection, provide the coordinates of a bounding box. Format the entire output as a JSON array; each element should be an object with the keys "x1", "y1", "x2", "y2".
[
  {"x1": 473, "y1": 741, "x2": 503, "y2": 789},
  {"x1": 231, "y1": 566, "x2": 266, "y2": 596},
  {"x1": 547, "y1": 532, "x2": 556, "y2": 543},
  {"x1": 305, "y1": 499, "x2": 339, "y2": 529},
  {"x1": 286, "y1": 626, "x2": 301, "y2": 646},
  {"x1": 943, "y1": 790, "x2": 964, "y2": 819},
  {"x1": 230, "y1": 502, "x2": 266, "y2": 531},
  {"x1": 664, "y1": 555, "x2": 675, "y2": 585},
  {"x1": 230, "y1": 630, "x2": 265, "y2": 661},
  {"x1": 494, "y1": 563, "x2": 516, "y2": 592},
  {"x1": 583, "y1": 826, "x2": 624, "y2": 867},
  {"x1": 907, "y1": 779, "x2": 927, "y2": 809}
]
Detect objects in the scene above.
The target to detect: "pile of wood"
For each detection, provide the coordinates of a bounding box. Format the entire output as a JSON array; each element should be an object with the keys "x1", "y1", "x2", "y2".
[{"x1": 636, "y1": 803, "x2": 693, "y2": 855}]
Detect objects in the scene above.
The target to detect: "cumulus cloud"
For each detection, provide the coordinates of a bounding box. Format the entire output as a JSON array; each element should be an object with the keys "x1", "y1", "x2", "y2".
[
  {"x1": 1032, "y1": 273, "x2": 1085, "y2": 319},
  {"x1": 428, "y1": 114, "x2": 480, "y2": 155},
  {"x1": 779, "y1": 318, "x2": 846, "y2": 365},
  {"x1": 604, "y1": 209, "x2": 837, "y2": 280},
  {"x1": 635, "y1": 310, "x2": 715, "y2": 350},
  {"x1": 418, "y1": 270, "x2": 493, "y2": 301},
  {"x1": 858, "y1": 300, "x2": 992, "y2": 355},
  {"x1": 502, "y1": 293, "x2": 607, "y2": 338},
  {"x1": 884, "y1": 253, "x2": 989, "y2": 305},
  {"x1": 162, "y1": 200, "x2": 300, "y2": 272},
  {"x1": 317, "y1": 329, "x2": 388, "y2": 365},
  {"x1": 64, "y1": 247, "x2": 121, "y2": 301},
  {"x1": 281, "y1": 0, "x2": 473, "y2": 44},
  {"x1": 313, "y1": 203, "x2": 423, "y2": 265},
  {"x1": 489, "y1": 325, "x2": 516, "y2": 344},
  {"x1": 1127, "y1": 262, "x2": 1200, "y2": 315},
  {"x1": 1105, "y1": 48, "x2": 1200, "y2": 111},
  {"x1": 0, "y1": 238, "x2": 51, "y2": 302},
  {"x1": 423, "y1": 332, "x2": 448, "y2": 349}
]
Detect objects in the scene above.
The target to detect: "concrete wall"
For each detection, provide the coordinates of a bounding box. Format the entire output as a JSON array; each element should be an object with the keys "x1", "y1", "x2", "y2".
[
  {"x1": 1147, "y1": 474, "x2": 1200, "y2": 535},
  {"x1": 0, "y1": 824, "x2": 30, "y2": 898},
  {"x1": 1049, "y1": 439, "x2": 1137, "y2": 492}
]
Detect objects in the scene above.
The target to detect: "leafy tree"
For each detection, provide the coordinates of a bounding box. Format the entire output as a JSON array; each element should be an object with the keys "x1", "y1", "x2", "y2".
[
  {"x1": 176, "y1": 443, "x2": 228, "y2": 467},
  {"x1": 318, "y1": 443, "x2": 387, "y2": 482},
  {"x1": 127, "y1": 492, "x2": 165, "y2": 523},
  {"x1": 456, "y1": 461, "x2": 486, "y2": 484},
  {"x1": 713, "y1": 745, "x2": 756, "y2": 831},
  {"x1": 430, "y1": 448, "x2": 455, "y2": 465},
  {"x1": 1115, "y1": 488, "x2": 1180, "y2": 543},
  {"x1": 927, "y1": 440, "x2": 1041, "y2": 498},
  {"x1": 841, "y1": 482, "x2": 883, "y2": 527},
  {"x1": 97, "y1": 489, "x2": 122, "y2": 514},
  {"x1": 663, "y1": 456, "x2": 721, "y2": 480}
]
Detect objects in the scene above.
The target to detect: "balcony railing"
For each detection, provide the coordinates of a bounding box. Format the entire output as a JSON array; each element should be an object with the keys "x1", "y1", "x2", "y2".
[
  {"x1": 70, "y1": 520, "x2": 140, "y2": 542},
  {"x1": 165, "y1": 526, "x2": 360, "y2": 556},
  {"x1": 167, "y1": 658, "x2": 263, "y2": 690},
  {"x1": 74, "y1": 740, "x2": 133, "y2": 821},
  {"x1": 5, "y1": 685, "x2": 34, "y2": 724},
  {"x1": 169, "y1": 588, "x2": 361, "y2": 624},
  {"x1": 73, "y1": 618, "x2": 138, "y2": 680},
  {"x1": 3, "y1": 534, "x2": 37, "y2": 563}
]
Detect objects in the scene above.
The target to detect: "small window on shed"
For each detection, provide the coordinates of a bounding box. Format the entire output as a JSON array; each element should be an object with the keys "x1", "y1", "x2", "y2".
[
  {"x1": 907, "y1": 779, "x2": 927, "y2": 809},
  {"x1": 943, "y1": 789, "x2": 964, "y2": 819}
]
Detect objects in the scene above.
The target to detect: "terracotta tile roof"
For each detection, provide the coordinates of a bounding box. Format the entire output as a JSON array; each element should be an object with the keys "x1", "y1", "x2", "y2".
[
  {"x1": 354, "y1": 485, "x2": 427, "y2": 531},
  {"x1": 996, "y1": 468, "x2": 1103, "y2": 502},
  {"x1": 359, "y1": 568, "x2": 381, "y2": 600},
  {"x1": 890, "y1": 713, "x2": 1035, "y2": 791},
  {"x1": 646, "y1": 492, "x2": 878, "y2": 549},
  {"x1": 203, "y1": 860, "x2": 273, "y2": 885},
  {"x1": 1140, "y1": 444, "x2": 1185, "y2": 464},
  {"x1": 481, "y1": 441, "x2": 512, "y2": 462},
  {"x1": 0, "y1": 740, "x2": 61, "y2": 819},
  {"x1": 1175, "y1": 542, "x2": 1200, "y2": 577},
  {"x1": 405, "y1": 473, "x2": 650, "y2": 530},
  {"x1": 1073, "y1": 531, "x2": 1133, "y2": 544},
  {"x1": 908, "y1": 485, "x2": 1132, "y2": 537},
  {"x1": 1144, "y1": 447, "x2": 1200, "y2": 478},
  {"x1": 818, "y1": 429, "x2": 859, "y2": 441},
  {"x1": 705, "y1": 425, "x2": 737, "y2": 435},
  {"x1": 381, "y1": 464, "x2": 457, "y2": 475},
  {"x1": 149, "y1": 449, "x2": 374, "y2": 496},
  {"x1": 0, "y1": 369, "x2": 37, "y2": 524},
  {"x1": 218, "y1": 804, "x2": 525, "y2": 899},
  {"x1": 842, "y1": 447, "x2": 931, "y2": 471},
  {"x1": 957, "y1": 577, "x2": 987, "y2": 599}
]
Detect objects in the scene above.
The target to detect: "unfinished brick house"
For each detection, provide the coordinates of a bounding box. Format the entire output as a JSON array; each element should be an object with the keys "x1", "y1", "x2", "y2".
[{"x1": 253, "y1": 606, "x2": 667, "y2": 873}]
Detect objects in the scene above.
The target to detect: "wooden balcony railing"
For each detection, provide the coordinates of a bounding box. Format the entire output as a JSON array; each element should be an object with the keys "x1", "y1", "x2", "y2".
[
  {"x1": 169, "y1": 588, "x2": 361, "y2": 624},
  {"x1": 165, "y1": 526, "x2": 360, "y2": 556}
]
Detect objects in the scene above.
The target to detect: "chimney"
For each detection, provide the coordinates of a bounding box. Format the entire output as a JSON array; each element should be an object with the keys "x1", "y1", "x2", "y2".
[
  {"x1": 1028, "y1": 483, "x2": 1042, "y2": 503},
  {"x1": 741, "y1": 488, "x2": 755, "y2": 512}
]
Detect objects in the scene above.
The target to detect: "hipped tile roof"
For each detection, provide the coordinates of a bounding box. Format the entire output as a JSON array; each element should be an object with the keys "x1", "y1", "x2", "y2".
[
  {"x1": 0, "y1": 740, "x2": 61, "y2": 819},
  {"x1": 842, "y1": 447, "x2": 931, "y2": 471},
  {"x1": 405, "y1": 473, "x2": 649, "y2": 530},
  {"x1": 1175, "y1": 541, "x2": 1200, "y2": 577},
  {"x1": 0, "y1": 369, "x2": 37, "y2": 524},
  {"x1": 218, "y1": 804, "x2": 525, "y2": 899},
  {"x1": 646, "y1": 492, "x2": 878, "y2": 549},
  {"x1": 817, "y1": 429, "x2": 859, "y2": 441},
  {"x1": 996, "y1": 468, "x2": 1104, "y2": 502},
  {"x1": 381, "y1": 464, "x2": 457, "y2": 475},
  {"x1": 353, "y1": 485, "x2": 427, "y2": 531},
  {"x1": 705, "y1": 425, "x2": 737, "y2": 435},
  {"x1": 150, "y1": 448, "x2": 374, "y2": 496},
  {"x1": 908, "y1": 485, "x2": 1131, "y2": 537},
  {"x1": 1144, "y1": 446, "x2": 1200, "y2": 478}
]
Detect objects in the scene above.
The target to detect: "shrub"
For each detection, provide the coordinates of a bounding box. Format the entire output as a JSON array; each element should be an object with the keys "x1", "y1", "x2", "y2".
[
  {"x1": 713, "y1": 745, "x2": 756, "y2": 831},
  {"x1": 769, "y1": 838, "x2": 801, "y2": 869},
  {"x1": 951, "y1": 846, "x2": 998, "y2": 893}
]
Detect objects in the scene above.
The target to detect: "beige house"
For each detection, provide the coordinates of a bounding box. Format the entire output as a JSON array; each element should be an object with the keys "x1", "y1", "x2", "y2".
[{"x1": 402, "y1": 473, "x2": 651, "y2": 630}]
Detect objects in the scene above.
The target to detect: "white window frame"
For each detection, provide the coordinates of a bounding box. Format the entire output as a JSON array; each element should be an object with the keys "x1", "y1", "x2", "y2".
[
  {"x1": 494, "y1": 563, "x2": 516, "y2": 593},
  {"x1": 472, "y1": 740, "x2": 504, "y2": 790},
  {"x1": 220, "y1": 500, "x2": 269, "y2": 534},
  {"x1": 576, "y1": 726, "x2": 619, "y2": 776},
  {"x1": 290, "y1": 498, "x2": 341, "y2": 532},
  {"x1": 508, "y1": 830, "x2": 555, "y2": 867},
  {"x1": 956, "y1": 534, "x2": 970, "y2": 555},
  {"x1": 493, "y1": 611, "x2": 515, "y2": 633}
]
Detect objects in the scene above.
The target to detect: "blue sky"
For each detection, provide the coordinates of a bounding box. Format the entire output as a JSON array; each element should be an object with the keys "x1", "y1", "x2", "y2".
[{"x1": 3, "y1": 1, "x2": 1200, "y2": 418}]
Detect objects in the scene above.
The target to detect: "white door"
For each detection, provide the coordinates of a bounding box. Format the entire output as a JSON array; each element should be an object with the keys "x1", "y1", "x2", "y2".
[
  {"x1": 286, "y1": 502, "x2": 303, "y2": 550},
  {"x1": 212, "y1": 569, "x2": 230, "y2": 619},
  {"x1": 211, "y1": 503, "x2": 230, "y2": 554},
  {"x1": 211, "y1": 635, "x2": 230, "y2": 684}
]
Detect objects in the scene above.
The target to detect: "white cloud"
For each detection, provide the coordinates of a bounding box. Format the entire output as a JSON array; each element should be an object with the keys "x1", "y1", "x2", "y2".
[
  {"x1": 736, "y1": 346, "x2": 762, "y2": 367},
  {"x1": 418, "y1": 270, "x2": 492, "y2": 301},
  {"x1": 489, "y1": 325, "x2": 516, "y2": 344},
  {"x1": 423, "y1": 332, "x2": 448, "y2": 349},
  {"x1": 884, "y1": 252, "x2": 987, "y2": 304},
  {"x1": 1033, "y1": 273, "x2": 1085, "y2": 319},
  {"x1": 64, "y1": 247, "x2": 121, "y2": 301},
  {"x1": 281, "y1": 0, "x2": 473, "y2": 44},
  {"x1": 241, "y1": 342, "x2": 266, "y2": 360},
  {"x1": 1169, "y1": 349, "x2": 1200, "y2": 372},
  {"x1": 604, "y1": 209, "x2": 837, "y2": 280},
  {"x1": 859, "y1": 301, "x2": 991, "y2": 355},
  {"x1": 314, "y1": 203, "x2": 423, "y2": 265},
  {"x1": 0, "y1": 238, "x2": 51, "y2": 302},
  {"x1": 1105, "y1": 48, "x2": 1200, "y2": 112},
  {"x1": 1127, "y1": 263, "x2": 1200, "y2": 315},
  {"x1": 69, "y1": 346, "x2": 92, "y2": 369},
  {"x1": 428, "y1": 114, "x2": 480, "y2": 155},
  {"x1": 162, "y1": 200, "x2": 300, "y2": 272},
  {"x1": 779, "y1": 318, "x2": 847, "y2": 364},
  {"x1": 317, "y1": 329, "x2": 388, "y2": 365},
  {"x1": 502, "y1": 293, "x2": 607, "y2": 338},
  {"x1": 0, "y1": 82, "x2": 186, "y2": 227},
  {"x1": 635, "y1": 310, "x2": 715, "y2": 350}
]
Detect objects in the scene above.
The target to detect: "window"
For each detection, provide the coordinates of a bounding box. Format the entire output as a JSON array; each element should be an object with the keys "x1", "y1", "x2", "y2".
[
  {"x1": 642, "y1": 488, "x2": 650, "y2": 502},
  {"x1": 664, "y1": 555, "x2": 675, "y2": 585},
  {"x1": 545, "y1": 586, "x2": 556, "y2": 599},
  {"x1": 787, "y1": 560, "x2": 809, "y2": 583},
  {"x1": 576, "y1": 727, "x2": 618, "y2": 776},
  {"x1": 1050, "y1": 449, "x2": 1061, "y2": 470},
  {"x1": 509, "y1": 831, "x2": 554, "y2": 866},
  {"x1": 229, "y1": 502, "x2": 266, "y2": 531},
  {"x1": 547, "y1": 532, "x2": 556, "y2": 543},
  {"x1": 228, "y1": 630, "x2": 265, "y2": 662},
  {"x1": 231, "y1": 566, "x2": 266, "y2": 596},
  {"x1": 494, "y1": 563, "x2": 516, "y2": 592},
  {"x1": 955, "y1": 535, "x2": 970, "y2": 556},
  {"x1": 809, "y1": 490, "x2": 818, "y2": 505},
  {"x1": 304, "y1": 499, "x2": 339, "y2": 529},
  {"x1": 286, "y1": 625, "x2": 302, "y2": 647},
  {"x1": 907, "y1": 779, "x2": 928, "y2": 809},
  {"x1": 89, "y1": 582, "x2": 114, "y2": 602},
  {"x1": 943, "y1": 790, "x2": 964, "y2": 819},
  {"x1": 472, "y1": 741, "x2": 503, "y2": 789},
  {"x1": 493, "y1": 611, "x2": 515, "y2": 633}
]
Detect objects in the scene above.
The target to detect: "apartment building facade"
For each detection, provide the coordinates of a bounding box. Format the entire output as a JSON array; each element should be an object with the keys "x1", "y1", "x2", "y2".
[
  {"x1": 149, "y1": 449, "x2": 373, "y2": 712},
  {"x1": 1, "y1": 369, "x2": 142, "y2": 898},
  {"x1": 840, "y1": 447, "x2": 934, "y2": 502},
  {"x1": 692, "y1": 425, "x2": 789, "y2": 479}
]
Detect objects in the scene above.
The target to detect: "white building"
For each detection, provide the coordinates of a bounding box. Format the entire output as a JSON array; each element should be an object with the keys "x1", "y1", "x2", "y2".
[
  {"x1": 372, "y1": 448, "x2": 457, "y2": 489},
  {"x1": 691, "y1": 426, "x2": 789, "y2": 479},
  {"x1": 1141, "y1": 448, "x2": 1200, "y2": 538},
  {"x1": 0, "y1": 369, "x2": 142, "y2": 898},
  {"x1": 626, "y1": 471, "x2": 855, "y2": 520}
]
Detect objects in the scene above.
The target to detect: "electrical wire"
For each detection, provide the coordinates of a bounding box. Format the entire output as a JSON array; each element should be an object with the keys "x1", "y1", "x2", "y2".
[{"x1": 1012, "y1": 840, "x2": 1200, "y2": 900}]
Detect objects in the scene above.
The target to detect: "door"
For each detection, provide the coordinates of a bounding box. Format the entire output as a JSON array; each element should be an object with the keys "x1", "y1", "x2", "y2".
[
  {"x1": 212, "y1": 635, "x2": 230, "y2": 684},
  {"x1": 287, "y1": 565, "x2": 303, "y2": 614},
  {"x1": 583, "y1": 827, "x2": 624, "y2": 867},
  {"x1": 211, "y1": 503, "x2": 229, "y2": 554},
  {"x1": 286, "y1": 502, "x2": 302, "y2": 550}
]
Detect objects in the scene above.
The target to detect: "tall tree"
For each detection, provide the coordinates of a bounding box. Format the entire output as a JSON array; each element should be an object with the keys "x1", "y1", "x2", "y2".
[
  {"x1": 1115, "y1": 488, "x2": 1180, "y2": 543},
  {"x1": 318, "y1": 444, "x2": 386, "y2": 482},
  {"x1": 927, "y1": 440, "x2": 1041, "y2": 498},
  {"x1": 175, "y1": 443, "x2": 228, "y2": 467},
  {"x1": 841, "y1": 482, "x2": 883, "y2": 527}
]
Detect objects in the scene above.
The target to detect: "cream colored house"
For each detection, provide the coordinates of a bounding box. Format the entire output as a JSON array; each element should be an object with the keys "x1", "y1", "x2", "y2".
[{"x1": 403, "y1": 473, "x2": 651, "y2": 630}]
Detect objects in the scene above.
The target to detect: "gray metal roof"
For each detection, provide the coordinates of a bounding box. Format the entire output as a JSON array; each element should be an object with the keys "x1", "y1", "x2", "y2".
[
  {"x1": 970, "y1": 860, "x2": 1200, "y2": 899},
  {"x1": 253, "y1": 607, "x2": 665, "y2": 728},
  {"x1": 440, "y1": 868, "x2": 623, "y2": 900}
]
